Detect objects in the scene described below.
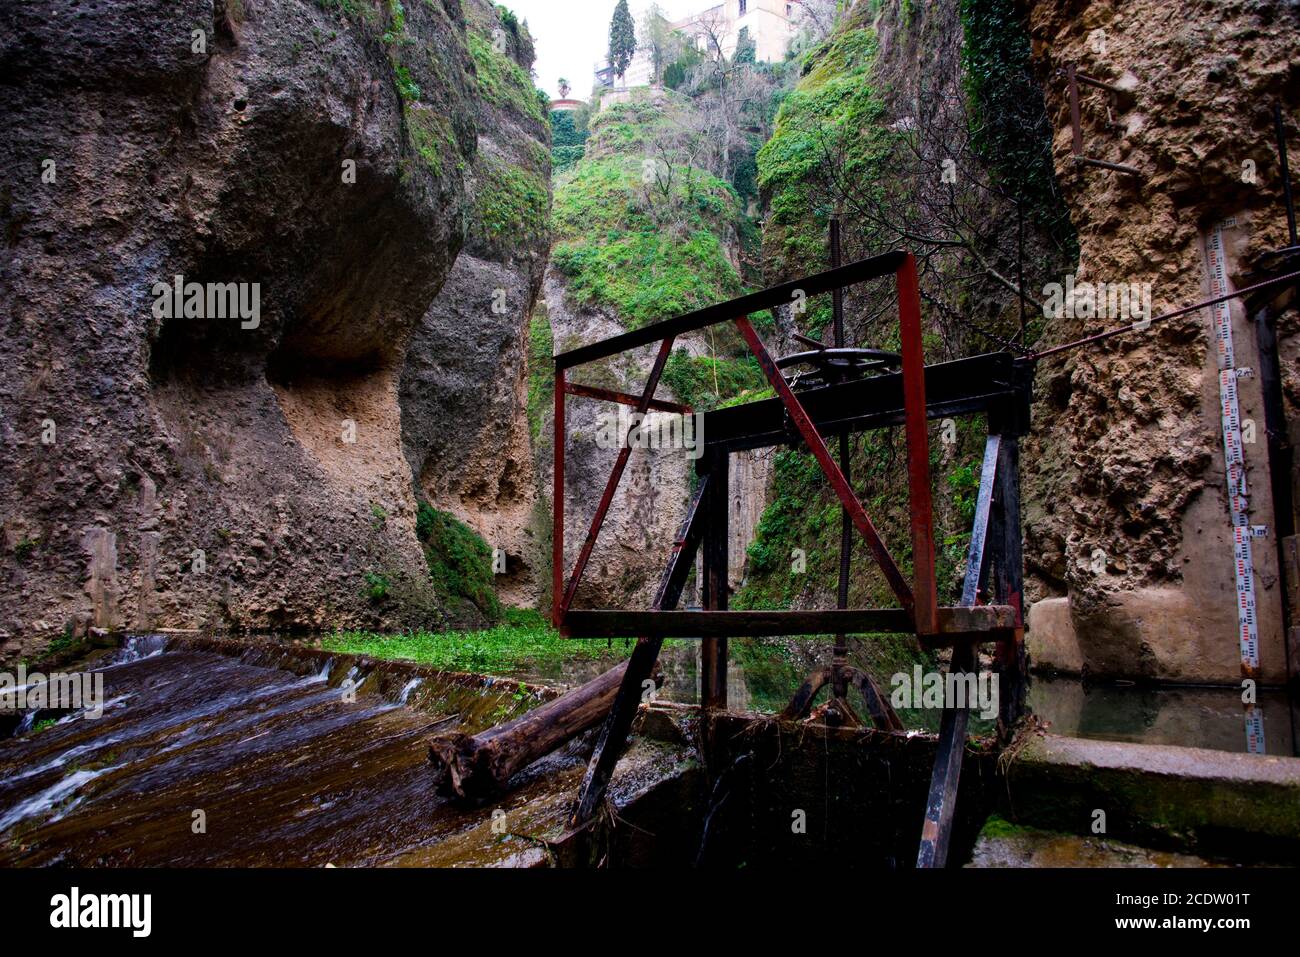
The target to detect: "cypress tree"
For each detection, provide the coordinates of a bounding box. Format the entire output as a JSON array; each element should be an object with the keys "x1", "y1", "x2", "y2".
[{"x1": 608, "y1": 0, "x2": 637, "y2": 84}]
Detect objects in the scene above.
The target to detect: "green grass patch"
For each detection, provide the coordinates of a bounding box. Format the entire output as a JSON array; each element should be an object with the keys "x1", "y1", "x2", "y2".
[
  {"x1": 324, "y1": 607, "x2": 640, "y2": 674},
  {"x1": 550, "y1": 157, "x2": 743, "y2": 329}
]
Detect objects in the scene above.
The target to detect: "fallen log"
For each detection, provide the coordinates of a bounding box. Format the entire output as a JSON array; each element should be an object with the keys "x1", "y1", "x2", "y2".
[{"x1": 428, "y1": 660, "x2": 644, "y2": 800}]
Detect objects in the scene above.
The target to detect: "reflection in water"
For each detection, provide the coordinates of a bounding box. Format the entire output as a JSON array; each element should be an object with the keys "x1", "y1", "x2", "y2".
[{"x1": 1030, "y1": 677, "x2": 1296, "y2": 756}]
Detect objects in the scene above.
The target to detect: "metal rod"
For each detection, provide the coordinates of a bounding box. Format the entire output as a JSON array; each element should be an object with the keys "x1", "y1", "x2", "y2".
[
  {"x1": 563, "y1": 381, "x2": 691, "y2": 414},
  {"x1": 554, "y1": 250, "x2": 907, "y2": 369},
  {"x1": 1072, "y1": 154, "x2": 1142, "y2": 177},
  {"x1": 1276, "y1": 102, "x2": 1297, "y2": 246},
  {"x1": 1075, "y1": 70, "x2": 1126, "y2": 95},
  {"x1": 1068, "y1": 63, "x2": 1083, "y2": 156},
  {"x1": 734, "y1": 316, "x2": 915, "y2": 612},
  {"x1": 552, "y1": 366, "x2": 565, "y2": 627},
  {"x1": 1022, "y1": 268, "x2": 1300, "y2": 362},
  {"x1": 831, "y1": 218, "x2": 851, "y2": 674},
  {"x1": 557, "y1": 337, "x2": 676, "y2": 619},
  {"x1": 898, "y1": 254, "x2": 938, "y2": 635}
]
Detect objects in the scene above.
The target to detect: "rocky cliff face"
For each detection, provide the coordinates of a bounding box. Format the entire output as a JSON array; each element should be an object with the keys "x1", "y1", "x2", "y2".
[
  {"x1": 399, "y1": 0, "x2": 551, "y2": 608},
  {"x1": 0, "y1": 0, "x2": 536, "y2": 657},
  {"x1": 1021, "y1": 0, "x2": 1300, "y2": 682}
]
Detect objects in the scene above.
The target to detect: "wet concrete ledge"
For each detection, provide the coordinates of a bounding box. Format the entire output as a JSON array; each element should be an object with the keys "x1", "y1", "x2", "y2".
[{"x1": 1004, "y1": 734, "x2": 1300, "y2": 862}]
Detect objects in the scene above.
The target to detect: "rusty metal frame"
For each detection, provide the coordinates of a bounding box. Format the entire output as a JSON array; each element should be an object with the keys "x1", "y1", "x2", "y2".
[{"x1": 551, "y1": 250, "x2": 971, "y2": 637}]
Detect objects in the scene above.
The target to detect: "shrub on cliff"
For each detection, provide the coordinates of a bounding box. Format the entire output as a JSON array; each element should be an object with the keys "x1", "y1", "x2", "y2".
[{"x1": 416, "y1": 502, "x2": 502, "y2": 621}]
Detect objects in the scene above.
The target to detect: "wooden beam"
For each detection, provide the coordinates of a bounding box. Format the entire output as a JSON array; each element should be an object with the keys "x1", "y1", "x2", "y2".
[
  {"x1": 570, "y1": 475, "x2": 709, "y2": 825},
  {"x1": 701, "y1": 447, "x2": 729, "y2": 710},
  {"x1": 916, "y1": 641, "x2": 975, "y2": 868},
  {"x1": 561, "y1": 606, "x2": 1018, "y2": 638}
]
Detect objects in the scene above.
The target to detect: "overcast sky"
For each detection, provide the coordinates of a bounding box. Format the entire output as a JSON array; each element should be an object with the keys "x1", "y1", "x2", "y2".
[{"x1": 505, "y1": 0, "x2": 703, "y2": 99}]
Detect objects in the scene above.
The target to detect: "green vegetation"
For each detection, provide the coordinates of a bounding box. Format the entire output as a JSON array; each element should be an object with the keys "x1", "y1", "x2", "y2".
[
  {"x1": 363, "y1": 571, "x2": 390, "y2": 602},
  {"x1": 325, "y1": 607, "x2": 637, "y2": 674},
  {"x1": 550, "y1": 155, "x2": 744, "y2": 329},
  {"x1": 416, "y1": 502, "x2": 502, "y2": 620},
  {"x1": 407, "y1": 106, "x2": 456, "y2": 176},
  {"x1": 472, "y1": 155, "x2": 548, "y2": 242},
  {"x1": 468, "y1": 31, "x2": 546, "y2": 124},
  {"x1": 550, "y1": 108, "x2": 589, "y2": 174},
  {"x1": 660, "y1": 349, "x2": 769, "y2": 413},
  {"x1": 526, "y1": 305, "x2": 554, "y2": 440},
  {"x1": 756, "y1": 21, "x2": 890, "y2": 280}
]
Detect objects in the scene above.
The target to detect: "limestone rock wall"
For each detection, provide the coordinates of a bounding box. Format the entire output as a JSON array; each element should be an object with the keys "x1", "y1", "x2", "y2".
[
  {"x1": 399, "y1": 0, "x2": 551, "y2": 607},
  {"x1": 1021, "y1": 0, "x2": 1300, "y2": 682},
  {"x1": 0, "y1": 0, "x2": 482, "y2": 656}
]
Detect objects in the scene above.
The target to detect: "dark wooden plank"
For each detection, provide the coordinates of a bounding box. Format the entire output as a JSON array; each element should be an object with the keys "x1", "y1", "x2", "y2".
[
  {"x1": 701, "y1": 352, "x2": 1017, "y2": 451},
  {"x1": 562, "y1": 606, "x2": 1018, "y2": 638},
  {"x1": 554, "y1": 250, "x2": 907, "y2": 369},
  {"x1": 701, "y1": 447, "x2": 729, "y2": 709},
  {"x1": 570, "y1": 475, "x2": 710, "y2": 826},
  {"x1": 916, "y1": 642, "x2": 975, "y2": 868}
]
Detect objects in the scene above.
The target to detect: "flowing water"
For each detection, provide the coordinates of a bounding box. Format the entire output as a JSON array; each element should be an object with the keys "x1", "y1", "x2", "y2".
[
  {"x1": 0, "y1": 638, "x2": 596, "y2": 867},
  {"x1": 3, "y1": 634, "x2": 1292, "y2": 868}
]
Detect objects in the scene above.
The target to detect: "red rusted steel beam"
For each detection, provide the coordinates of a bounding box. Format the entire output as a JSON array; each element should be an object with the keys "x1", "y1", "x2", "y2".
[
  {"x1": 553, "y1": 366, "x2": 565, "y2": 627},
  {"x1": 898, "y1": 253, "x2": 938, "y2": 635},
  {"x1": 735, "y1": 316, "x2": 914, "y2": 612},
  {"x1": 557, "y1": 336, "x2": 677, "y2": 620},
  {"x1": 554, "y1": 250, "x2": 907, "y2": 370},
  {"x1": 563, "y1": 381, "x2": 691, "y2": 415}
]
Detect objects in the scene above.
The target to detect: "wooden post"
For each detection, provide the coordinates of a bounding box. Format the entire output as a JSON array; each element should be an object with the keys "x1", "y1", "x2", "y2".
[
  {"x1": 701, "y1": 446, "x2": 729, "y2": 710},
  {"x1": 569, "y1": 476, "x2": 709, "y2": 825}
]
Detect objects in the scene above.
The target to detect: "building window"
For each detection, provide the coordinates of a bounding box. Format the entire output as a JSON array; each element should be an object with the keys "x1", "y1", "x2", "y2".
[{"x1": 739, "y1": 0, "x2": 747, "y2": 15}]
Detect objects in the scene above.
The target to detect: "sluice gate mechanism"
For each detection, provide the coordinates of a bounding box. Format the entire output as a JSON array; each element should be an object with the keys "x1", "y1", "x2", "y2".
[{"x1": 549, "y1": 247, "x2": 1033, "y2": 867}]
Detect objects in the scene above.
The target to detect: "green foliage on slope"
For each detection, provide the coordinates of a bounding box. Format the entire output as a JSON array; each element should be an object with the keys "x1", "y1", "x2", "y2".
[
  {"x1": 756, "y1": 21, "x2": 891, "y2": 281},
  {"x1": 550, "y1": 153, "x2": 744, "y2": 329}
]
